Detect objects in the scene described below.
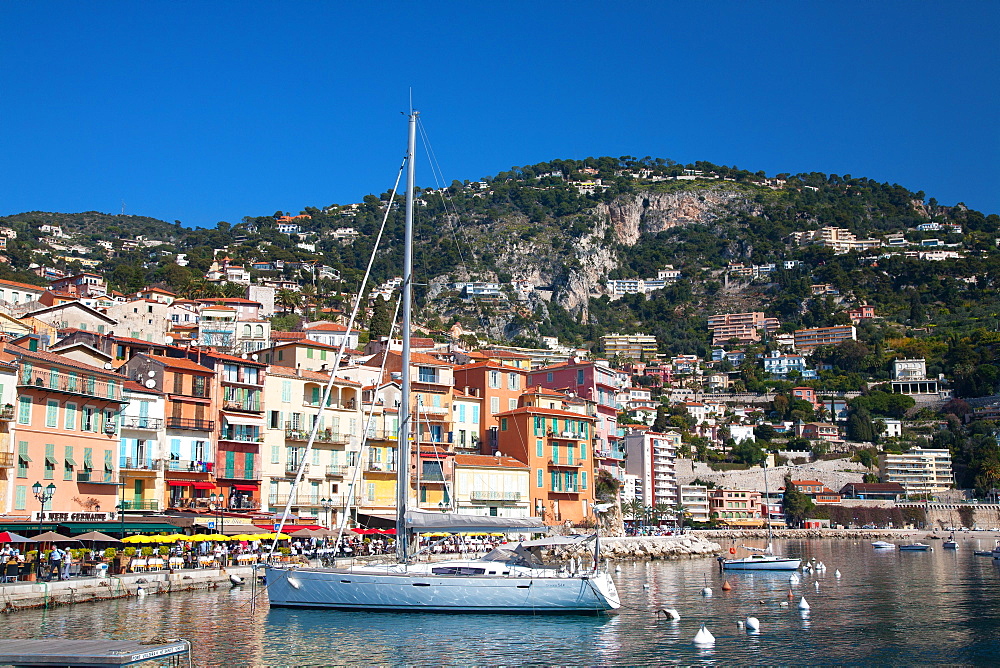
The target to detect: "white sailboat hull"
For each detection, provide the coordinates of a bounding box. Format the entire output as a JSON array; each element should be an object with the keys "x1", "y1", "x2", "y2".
[
  {"x1": 264, "y1": 563, "x2": 620, "y2": 614},
  {"x1": 722, "y1": 556, "x2": 802, "y2": 571}
]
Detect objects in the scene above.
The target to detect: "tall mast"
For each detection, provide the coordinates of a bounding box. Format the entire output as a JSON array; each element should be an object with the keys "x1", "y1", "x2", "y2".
[{"x1": 396, "y1": 109, "x2": 418, "y2": 562}]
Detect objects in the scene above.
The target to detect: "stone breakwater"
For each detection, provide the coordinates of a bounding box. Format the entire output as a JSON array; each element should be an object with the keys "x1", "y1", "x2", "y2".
[
  {"x1": 543, "y1": 535, "x2": 723, "y2": 563},
  {"x1": 699, "y1": 528, "x2": 923, "y2": 541}
]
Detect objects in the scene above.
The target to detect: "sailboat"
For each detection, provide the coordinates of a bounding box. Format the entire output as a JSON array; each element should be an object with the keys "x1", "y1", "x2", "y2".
[
  {"x1": 264, "y1": 110, "x2": 620, "y2": 613},
  {"x1": 721, "y1": 456, "x2": 802, "y2": 571}
]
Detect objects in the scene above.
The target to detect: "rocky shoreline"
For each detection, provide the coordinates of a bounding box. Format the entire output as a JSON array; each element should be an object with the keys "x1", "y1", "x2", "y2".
[
  {"x1": 543, "y1": 534, "x2": 723, "y2": 563},
  {"x1": 698, "y1": 528, "x2": 924, "y2": 541}
]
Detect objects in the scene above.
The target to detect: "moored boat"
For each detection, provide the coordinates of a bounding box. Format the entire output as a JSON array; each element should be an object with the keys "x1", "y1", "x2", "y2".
[
  {"x1": 899, "y1": 543, "x2": 930, "y2": 551},
  {"x1": 871, "y1": 541, "x2": 895, "y2": 549}
]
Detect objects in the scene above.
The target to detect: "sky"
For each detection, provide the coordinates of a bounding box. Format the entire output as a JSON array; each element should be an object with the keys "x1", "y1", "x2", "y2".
[{"x1": 2, "y1": 2, "x2": 998, "y2": 228}]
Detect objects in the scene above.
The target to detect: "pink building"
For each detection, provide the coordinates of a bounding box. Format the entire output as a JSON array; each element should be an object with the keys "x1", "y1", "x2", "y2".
[{"x1": 528, "y1": 359, "x2": 623, "y2": 461}]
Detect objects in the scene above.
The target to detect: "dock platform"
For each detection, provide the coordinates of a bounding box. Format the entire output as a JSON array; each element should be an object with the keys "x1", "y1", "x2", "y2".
[{"x1": 0, "y1": 638, "x2": 190, "y2": 667}]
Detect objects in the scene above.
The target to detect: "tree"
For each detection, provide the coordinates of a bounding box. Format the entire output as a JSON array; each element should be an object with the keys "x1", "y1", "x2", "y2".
[
  {"x1": 369, "y1": 296, "x2": 393, "y2": 340},
  {"x1": 754, "y1": 424, "x2": 777, "y2": 442},
  {"x1": 781, "y1": 477, "x2": 815, "y2": 527},
  {"x1": 276, "y1": 289, "x2": 302, "y2": 314}
]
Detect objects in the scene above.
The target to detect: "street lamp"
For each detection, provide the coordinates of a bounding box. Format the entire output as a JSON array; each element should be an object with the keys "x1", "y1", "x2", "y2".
[
  {"x1": 32, "y1": 482, "x2": 56, "y2": 536},
  {"x1": 320, "y1": 498, "x2": 335, "y2": 528}
]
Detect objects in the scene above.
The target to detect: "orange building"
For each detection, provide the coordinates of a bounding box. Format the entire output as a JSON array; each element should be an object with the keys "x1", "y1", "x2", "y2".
[
  {"x1": 453, "y1": 361, "x2": 528, "y2": 454},
  {"x1": 122, "y1": 354, "x2": 217, "y2": 509},
  {"x1": 8, "y1": 343, "x2": 128, "y2": 517},
  {"x1": 493, "y1": 406, "x2": 596, "y2": 526}
]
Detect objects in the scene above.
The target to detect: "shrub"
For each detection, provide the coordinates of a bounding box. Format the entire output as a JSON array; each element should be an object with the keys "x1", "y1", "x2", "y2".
[
  {"x1": 140, "y1": 547, "x2": 153, "y2": 557},
  {"x1": 123, "y1": 547, "x2": 137, "y2": 557},
  {"x1": 103, "y1": 548, "x2": 117, "y2": 559}
]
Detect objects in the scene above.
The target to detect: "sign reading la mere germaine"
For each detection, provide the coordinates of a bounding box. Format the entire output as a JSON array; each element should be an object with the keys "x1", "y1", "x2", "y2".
[{"x1": 31, "y1": 511, "x2": 119, "y2": 522}]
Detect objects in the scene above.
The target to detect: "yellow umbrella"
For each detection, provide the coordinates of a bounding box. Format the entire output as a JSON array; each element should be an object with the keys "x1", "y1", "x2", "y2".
[
  {"x1": 122, "y1": 535, "x2": 155, "y2": 543},
  {"x1": 163, "y1": 534, "x2": 189, "y2": 542},
  {"x1": 188, "y1": 535, "x2": 213, "y2": 542},
  {"x1": 202, "y1": 534, "x2": 230, "y2": 541},
  {"x1": 231, "y1": 534, "x2": 261, "y2": 541},
  {"x1": 262, "y1": 533, "x2": 291, "y2": 540}
]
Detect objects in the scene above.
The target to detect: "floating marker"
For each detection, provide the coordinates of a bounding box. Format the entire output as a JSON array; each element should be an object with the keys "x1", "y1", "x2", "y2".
[
  {"x1": 721, "y1": 580, "x2": 732, "y2": 591},
  {"x1": 799, "y1": 596, "x2": 810, "y2": 610},
  {"x1": 615, "y1": 564, "x2": 622, "y2": 573},
  {"x1": 736, "y1": 620, "x2": 745, "y2": 629},
  {"x1": 746, "y1": 616, "x2": 760, "y2": 632},
  {"x1": 789, "y1": 573, "x2": 800, "y2": 584},
  {"x1": 835, "y1": 569, "x2": 841, "y2": 578},
  {"x1": 136, "y1": 586, "x2": 146, "y2": 597},
  {"x1": 693, "y1": 625, "x2": 716, "y2": 645},
  {"x1": 779, "y1": 601, "x2": 789, "y2": 607},
  {"x1": 814, "y1": 581, "x2": 820, "y2": 590},
  {"x1": 787, "y1": 589, "x2": 794, "y2": 599},
  {"x1": 702, "y1": 587, "x2": 713, "y2": 597},
  {"x1": 643, "y1": 583, "x2": 650, "y2": 589}
]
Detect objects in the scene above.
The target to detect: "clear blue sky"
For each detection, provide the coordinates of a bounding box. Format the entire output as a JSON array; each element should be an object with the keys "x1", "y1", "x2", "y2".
[{"x1": 2, "y1": 2, "x2": 997, "y2": 228}]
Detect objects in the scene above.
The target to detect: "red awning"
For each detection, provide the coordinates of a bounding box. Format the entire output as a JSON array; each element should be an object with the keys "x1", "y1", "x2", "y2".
[
  {"x1": 232, "y1": 484, "x2": 258, "y2": 491},
  {"x1": 166, "y1": 480, "x2": 193, "y2": 487},
  {"x1": 192, "y1": 482, "x2": 216, "y2": 490},
  {"x1": 253, "y1": 524, "x2": 322, "y2": 532}
]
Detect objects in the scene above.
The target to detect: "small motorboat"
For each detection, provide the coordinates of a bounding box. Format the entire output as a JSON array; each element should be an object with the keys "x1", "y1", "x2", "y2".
[
  {"x1": 899, "y1": 543, "x2": 930, "y2": 551},
  {"x1": 974, "y1": 550, "x2": 993, "y2": 556},
  {"x1": 943, "y1": 534, "x2": 958, "y2": 550},
  {"x1": 871, "y1": 541, "x2": 895, "y2": 549}
]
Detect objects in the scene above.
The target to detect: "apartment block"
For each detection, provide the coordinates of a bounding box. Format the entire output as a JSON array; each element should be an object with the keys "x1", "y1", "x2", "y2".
[{"x1": 880, "y1": 448, "x2": 954, "y2": 496}]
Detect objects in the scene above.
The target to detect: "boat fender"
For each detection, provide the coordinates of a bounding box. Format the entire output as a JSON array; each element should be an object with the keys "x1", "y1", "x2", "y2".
[{"x1": 729, "y1": 547, "x2": 737, "y2": 555}]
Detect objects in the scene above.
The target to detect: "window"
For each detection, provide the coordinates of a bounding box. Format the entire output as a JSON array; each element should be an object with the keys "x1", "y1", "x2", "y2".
[
  {"x1": 472, "y1": 406, "x2": 479, "y2": 424},
  {"x1": 546, "y1": 372, "x2": 553, "y2": 383},
  {"x1": 192, "y1": 376, "x2": 206, "y2": 397},
  {"x1": 49, "y1": 369, "x2": 59, "y2": 390},
  {"x1": 64, "y1": 446, "x2": 75, "y2": 480},
  {"x1": 243, "y1": 325, "x2": 252, "y2": 337},
  {"x1": 536, "y1": 439, "x2": 543, "y2": 457},
  {"x1": 508, "y1": 373, "x2": 518, "y2": 390},
  {"x1": 281, "y1": 381, "x2": 291, "y2": 403},
  {"x1": 576, "y1": 370, "x2": 584, "y2": 385},
  {"x1": 488, "y1": 371, "x2": 500, "y2": 389},
  {"x1": 194, "y1": 440, "x2": 206, "y2": 461},
  {"x1": 306, "y1": 348, "x2": 314, "y2": 359},
  {"x1": 500, "y1": 418, "x2": 508, "y2": 431},
  {"x1": 82, "y1": 406, "x2": 96, "y2": 432},
  {"x1": 271, "y1": 445, "x2": 280, "y2": 464},
  {"x1": 14, "y1": 485, "x2": 26, "y2": 511},
  {"x1": 255, "y1": 325, "x2": 264, "y2": 338},
  {"x1": 490, "y1": 397, "x2": 499, "y2": 414},
  {"x1": 366, "y1": 483, "x2": 376, "y2": 502},
  {"x1": 551, "y1": 444, "x2": 559, "y2": 464},
  {"x1": 537, "y1": 468, "x2": 544, "y2": 488},
  {"x1": 579, "y1": 442, "x2": 586, "y2": 460},
  {"x1": 508, "y1": 398, "x2": 517, "y2": 411},
  {"x1": 17, "y1": 395, "x2": 31, "y2": 424},
  {"x1": 458, "y1": 405, "x2": 466, "y2": 423},
  {"x1": 173, "y1": 374, "x2": 184, "y2": 394},
  {"x1": 45, "y1": 400, "x2": 59, "y2": 428},
  {"x1": 17, "y1": 441, "x2": 29, "y2": 478},
  {"x1": 581, "y1": 471, "x2": 587, "y2": 490}
]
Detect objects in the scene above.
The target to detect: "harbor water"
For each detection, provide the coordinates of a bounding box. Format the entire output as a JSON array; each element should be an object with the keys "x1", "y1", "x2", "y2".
[{"x1": 4, "y1": 537, "x2": 1000, "y2": 665}]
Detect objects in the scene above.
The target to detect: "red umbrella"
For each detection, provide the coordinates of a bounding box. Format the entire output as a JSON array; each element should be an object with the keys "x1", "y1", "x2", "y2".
[{"x1": 0, "y1": 531, "x2": 35, "y2": 543}]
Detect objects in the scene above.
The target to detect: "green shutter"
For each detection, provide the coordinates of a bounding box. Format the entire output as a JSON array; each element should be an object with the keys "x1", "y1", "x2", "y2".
[
  {"x1": 537, "y1": 469, "x2": 543, "y2": 488},
  {"x1": 46, "y1": 400, "x2": 58, "y2": 428},
  {"x1": 14, "y1": 485, "x2": 26, "y2": 511},
  {"x1": 17, "y1": 395, "x2": 31, "y2": 424}
]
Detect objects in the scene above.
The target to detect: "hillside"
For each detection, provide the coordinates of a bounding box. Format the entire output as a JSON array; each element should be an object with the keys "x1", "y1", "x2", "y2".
[{"x1": 3, "y1": 157, "x2": 999, "y2": 399}]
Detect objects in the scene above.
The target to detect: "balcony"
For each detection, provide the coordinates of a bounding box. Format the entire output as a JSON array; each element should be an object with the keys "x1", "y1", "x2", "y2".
[
  {"x1": 218, "y1": 468, "x2": 259, "y2": 480},
  {"x1": 121, "y1": 416, "x2": 163, "y2": 430},
  {"x1": 0, "y1": 405, "x2": 14, "y2": 421},
  {"x1": 219, "y1": 434, "x2": 264, "y2": 444},
  {"x1": 223, "y1": 400, "x2": 262, "y2": 413},
  {"x1": 470, "y1": 490, "x2": 522, "y2": 502},
  {"x1": 166, "y1": 417, "x2": 215, "y2": 431},
  {"x1": 365, "y1": 462, "x2": 396, "y2": 473},
  {"x1": 119, "y1": 499, "x2": 159, "y2": 511},
  {"x1": 77, "y1": 470, "x2": 115, "y2": 484},
  {"x1": 326, "y1": 465, "x2": 350, "y2": 477},
  {"x1": 19, "y1": 370, "x2": 124, "y2": 402},
  {"x1": 120, "y1": 457, "x2": 163, "y2": 471},
  {"x1": 548, "y1": 459, "x2": 584, "y2": 468},
  {"x1": 0, "y1": 451, "x2": 13, "y2": 468},
  {"x1": 166, "y1": 459, "x2": 214, "y2": 473},
  {"x1": 284, "y1": 428, "x2": 350, "y2": 445},
  {"x1": 364, "y1": 429, "x2": 398, "y2": 441}
]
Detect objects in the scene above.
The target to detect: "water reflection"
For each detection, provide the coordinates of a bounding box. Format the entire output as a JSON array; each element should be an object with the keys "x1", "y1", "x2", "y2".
[{"x1": 4, "y1": 540, "x2": 1000, "y2": 664}]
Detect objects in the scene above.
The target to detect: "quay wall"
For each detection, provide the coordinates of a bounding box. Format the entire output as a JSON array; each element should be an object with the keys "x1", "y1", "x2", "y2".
[{"x1": 0, "y1": 565, "x2": 259, "y2": 615}]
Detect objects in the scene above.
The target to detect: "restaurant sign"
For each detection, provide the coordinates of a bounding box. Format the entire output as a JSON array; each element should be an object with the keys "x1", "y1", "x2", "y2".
[{"x1": 31, "y1": 511, "x2": 118, "y2": 522}]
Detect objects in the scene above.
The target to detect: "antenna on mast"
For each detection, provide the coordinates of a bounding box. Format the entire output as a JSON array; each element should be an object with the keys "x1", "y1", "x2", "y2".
[{"x1": 121, "y1": 200, "x2": 126, "y2": 216}]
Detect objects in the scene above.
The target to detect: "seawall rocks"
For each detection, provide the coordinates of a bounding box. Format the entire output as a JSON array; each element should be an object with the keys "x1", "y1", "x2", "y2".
[{"x1": 543, "y1": 535, "x2": 723, "y2": 563}]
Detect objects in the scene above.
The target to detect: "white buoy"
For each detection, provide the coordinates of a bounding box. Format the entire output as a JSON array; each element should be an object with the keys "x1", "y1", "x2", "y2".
[
  {"x1": 702, "y1": 587, "x2": 713, "y2": 597},
  {"x1": 835, "y1": 569, "x2": 841, "y2": 578},
  {"x1": 229, "y1": 574, "x2": 244, "y2": 586},
  {"x1": 136, "y1": 586, "x2": 146, "y2": 597},
  {"x1": 746, "y1": 616, "x2": 760, "y2": 632},
  {"x1": 817, "y1": 561, "x2": 826, "y2": 570},
  {"x1": 693, "y1": 625, "x2": 716, "y2": 645},
  {"x1": 799, "y1": 596, "x2": 810, "y2": 610},
  {"x1": 814, "y1": 581, "x2": 820, "y2": 590},
  {"x1": 657, "y1": 608, "x2": 680, "y2": 620},
  {"x1": 736, "y1": 620, "x2": 744, "y2": 629},
  {"x1": 615, "y1": 564, "x2": 622, "y2": 573},
  {"x1": 789, "y1": 573, "x2": 800, "y2": 584},
  {"x1": 779, "y1": 601, "x2": 789, "y2": 607},
  {"x1": 643, "y1": 584, "x2": 650, "y2": 589}
]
